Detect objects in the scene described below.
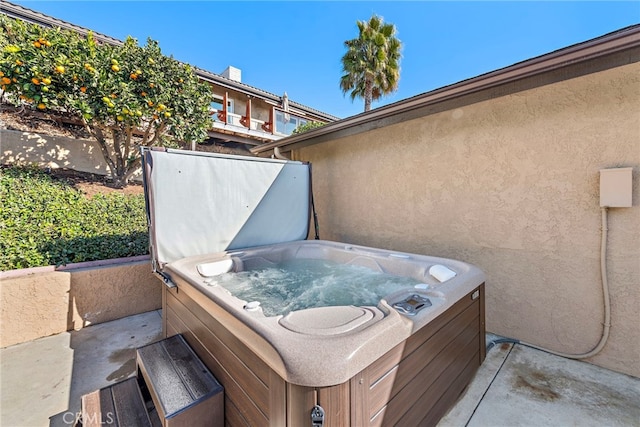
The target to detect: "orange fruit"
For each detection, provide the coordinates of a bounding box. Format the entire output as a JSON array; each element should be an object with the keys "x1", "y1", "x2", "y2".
[
  {"x1": 140, "y1": 91, "x2": 147, "y2": 97},
  {"x1": 80, "y1": 87, "x2": 87, "y2": 93},
  {"x1": 1, "y1": 77, "x2": 11, "y2": 85},
  {"x1": 37, "y1": 103, "x2": 46, "y2": 109},
  {"x1": 33, "y1": 41, "x2": 41, "y2": 48},
  {"x1": 31, "y1": 77, "x2": 40, "y2": 85},
  {"x1": 130, "y1": 73, "x2": 137, "y2": 80}
]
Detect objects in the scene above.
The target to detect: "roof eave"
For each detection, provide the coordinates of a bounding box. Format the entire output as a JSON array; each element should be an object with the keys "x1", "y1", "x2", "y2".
[
  {"x1": 195, "y1": 69, "x2": 339, "y2": 122},
  {"x1": 251, "y1": 24, "x2": 640, "y2": 155}
]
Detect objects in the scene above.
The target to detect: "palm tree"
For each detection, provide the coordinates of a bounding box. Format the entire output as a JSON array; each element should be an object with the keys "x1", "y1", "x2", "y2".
[{"x1": 340, "y1": 15, "x2": 402, "y2": 112}]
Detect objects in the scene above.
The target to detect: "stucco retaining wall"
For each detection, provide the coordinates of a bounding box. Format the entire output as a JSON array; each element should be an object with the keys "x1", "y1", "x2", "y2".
[
  {"x1": 0, "y1": 129, "x2": 145, "y2": 181},
  {"x1": 1, "y1": 129, "x2": 110, "y2": 175},
  {"x1": 0, "y1": 256, "x2": 161, "y2": 348},
  {"x1": 296, "y1": 63, "x2": 640, "y2": 377}
]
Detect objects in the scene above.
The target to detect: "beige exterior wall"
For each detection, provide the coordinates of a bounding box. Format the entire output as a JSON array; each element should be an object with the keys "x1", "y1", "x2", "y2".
[
  {"x1": 296, "y1": 63, "x2": 640, "y2": 377},
  {"x1": 1, "y1": 257, "x2": 161, "y2": 348},
  {"x1": 1, "y1": 130, "x2": 111, "y2": 175}
]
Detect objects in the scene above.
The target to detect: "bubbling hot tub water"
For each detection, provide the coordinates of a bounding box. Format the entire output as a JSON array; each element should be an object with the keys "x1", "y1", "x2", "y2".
[{"x1": 207, "y1": 258, "x2": 421, "y2": 316}]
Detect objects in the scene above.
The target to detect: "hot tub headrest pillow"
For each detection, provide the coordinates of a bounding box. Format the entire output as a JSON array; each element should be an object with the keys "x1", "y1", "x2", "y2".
[
  {"x1": 429, "y1": 264, "x2": 457, "y2": 282},
  {"x1": 197, "y1": 259, "x2": 235, "y2": 277}
]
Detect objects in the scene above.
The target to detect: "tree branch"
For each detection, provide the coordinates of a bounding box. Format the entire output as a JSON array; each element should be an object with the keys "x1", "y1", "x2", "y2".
[
  {"x1": 141, "y1": 120, "x2": 153, "y2": 146},
  {"x1": 111, "y1": 127, "x2": 125, "y2": 176},
  {"x1": 146, "y1": 121, "x2": 167, "y2": 146},
  {"x1": 124, "y1": 156, "x2": 142, "y2": 182},
  {"x1": 124, "y1": 125, "x2": 133, "y2": 164},
  {"x1": 87, "y1": 124, "x2": 117, "y2": 174}
]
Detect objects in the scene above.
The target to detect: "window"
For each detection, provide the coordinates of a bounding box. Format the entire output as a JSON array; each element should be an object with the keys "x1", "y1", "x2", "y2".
[
  {"x1": 275, "y1": 111, "x2": 307, "y2": 135},
  {"x1": 210, "y1": 96, "x2": 234, "y2": 124},
  {"x1": 210, "y1": 98, "x2": 223, "y2": 113}
]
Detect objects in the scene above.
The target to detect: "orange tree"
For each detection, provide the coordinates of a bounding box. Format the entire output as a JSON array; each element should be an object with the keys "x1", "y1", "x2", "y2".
[{"x1": 1, "y1": 16, "x2": 214, "y2": 187}]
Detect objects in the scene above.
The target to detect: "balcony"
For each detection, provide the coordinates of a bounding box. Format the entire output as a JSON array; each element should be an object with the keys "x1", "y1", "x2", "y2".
[
  {"x1": 209, "y1": 98, "x2": 318, "y2": 145},
  {"x1": 210, "y1": 112, "x2": 280, "y2": 145}
]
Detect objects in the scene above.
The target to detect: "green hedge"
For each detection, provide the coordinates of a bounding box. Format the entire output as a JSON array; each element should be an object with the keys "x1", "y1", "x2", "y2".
[{"x1": 0, "y1": 166, "x2": 149, "y2": 270}]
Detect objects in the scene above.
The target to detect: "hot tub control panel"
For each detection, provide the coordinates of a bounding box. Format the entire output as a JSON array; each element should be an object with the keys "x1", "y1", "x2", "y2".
[{"x1": 392, "y1": 294, "x2": 432, "y2": 316}]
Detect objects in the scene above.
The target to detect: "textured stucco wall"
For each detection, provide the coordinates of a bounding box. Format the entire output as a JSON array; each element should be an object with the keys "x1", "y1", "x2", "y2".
[
  {"x1": 297, "y1": 63, "x2": 640, "y2": 377},
  {"x1": 1, "y1": 258, "x2": 161, "y2": 348},
  {"x1": 1, "y1": 130, "x2": 110, "y2": 175}
]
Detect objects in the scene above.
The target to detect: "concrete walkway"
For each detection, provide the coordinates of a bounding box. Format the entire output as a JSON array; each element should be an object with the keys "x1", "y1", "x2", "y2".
[{"x1": 1, "y1": 312, "x2": 639, "y2": 427}]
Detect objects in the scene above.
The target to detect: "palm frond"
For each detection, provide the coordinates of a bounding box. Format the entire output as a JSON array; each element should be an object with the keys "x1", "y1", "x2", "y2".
[{"x1": 340, "y1": 14, "x2": 403, "y2": 111}]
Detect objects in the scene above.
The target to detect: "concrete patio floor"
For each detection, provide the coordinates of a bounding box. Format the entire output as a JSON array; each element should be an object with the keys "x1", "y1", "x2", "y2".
[
  {"x1": 438, "y1": 336, "x2": 640, "y2": 427},
  {"x1": 0, "y1": 311, "x2": 162, "y2": 427},
  {"x1": 1, "y1": 312, "x2": 639, "y2": 427}
]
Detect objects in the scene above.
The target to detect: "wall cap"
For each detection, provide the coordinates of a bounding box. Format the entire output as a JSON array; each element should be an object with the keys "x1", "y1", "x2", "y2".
[{"x1": 0, "y1": 255, "x2": 151, "y2": 280}]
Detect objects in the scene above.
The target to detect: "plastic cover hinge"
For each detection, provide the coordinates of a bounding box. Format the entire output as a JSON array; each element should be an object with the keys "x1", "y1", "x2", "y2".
[{"x1": 155, "y1": 270, "x2": 176, "y2": 288}]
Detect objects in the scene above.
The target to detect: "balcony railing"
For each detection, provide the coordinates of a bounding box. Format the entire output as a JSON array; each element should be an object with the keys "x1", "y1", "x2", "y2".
[{"x1": 211, "y1": 92, "x2": 316, "y2": 138}]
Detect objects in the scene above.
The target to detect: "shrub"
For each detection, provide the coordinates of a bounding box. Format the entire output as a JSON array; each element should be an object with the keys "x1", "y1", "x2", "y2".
[
  {"x1": 292, "y1": 121, "x2": 326, "y2": 135},
  {"x1": 0, "y1": 166, "x2": 148, "y2": 270}
]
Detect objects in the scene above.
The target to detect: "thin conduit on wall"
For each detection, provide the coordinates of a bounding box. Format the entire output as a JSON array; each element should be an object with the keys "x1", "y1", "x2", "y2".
[{"x1": 490, "y1": 207, "x2": 612, "y2": 359}]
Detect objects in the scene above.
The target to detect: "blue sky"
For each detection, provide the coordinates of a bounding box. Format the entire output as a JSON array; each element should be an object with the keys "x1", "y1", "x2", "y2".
[{"x1": 10, "y1": 1, "x2": 640, "y2": 119}]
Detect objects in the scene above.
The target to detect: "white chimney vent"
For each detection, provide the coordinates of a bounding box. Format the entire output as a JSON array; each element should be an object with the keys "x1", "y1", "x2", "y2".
[{"x1": 221, "y1": 66, "x2": 241, "y2": 83}]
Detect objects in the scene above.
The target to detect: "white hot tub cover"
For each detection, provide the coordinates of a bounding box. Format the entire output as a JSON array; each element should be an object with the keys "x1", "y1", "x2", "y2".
[{"x1": 141, "y1": 148, "x2": 311, "y2": 270}]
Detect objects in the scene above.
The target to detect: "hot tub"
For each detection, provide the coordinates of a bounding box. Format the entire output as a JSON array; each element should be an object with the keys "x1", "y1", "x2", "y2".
[{"x1": 142, "y1": 148, "x2": 486, "y2": 426}]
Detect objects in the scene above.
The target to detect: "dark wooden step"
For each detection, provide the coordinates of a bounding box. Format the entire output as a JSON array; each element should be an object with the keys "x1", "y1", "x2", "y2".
[
  {"x1": 81, "y1": 377, "x2": 152, "y2": 427},
  {"x1": 137, "y1": 334, "x2": 224, "y2": 427}
]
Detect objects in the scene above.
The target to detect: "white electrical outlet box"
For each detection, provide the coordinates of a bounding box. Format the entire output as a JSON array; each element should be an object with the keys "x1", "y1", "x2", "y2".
[{"x1": 600, "y1": 167, "x2": 633, "y2": 207}]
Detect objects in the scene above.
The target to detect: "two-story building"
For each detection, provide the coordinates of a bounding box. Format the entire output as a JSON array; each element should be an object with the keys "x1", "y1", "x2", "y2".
[
  {"x1": 1, "y1": 1, "x2": 338, "y2": 153},
  {"x1": 197, "y1": 65, "x2": 337, "y2": 149}
]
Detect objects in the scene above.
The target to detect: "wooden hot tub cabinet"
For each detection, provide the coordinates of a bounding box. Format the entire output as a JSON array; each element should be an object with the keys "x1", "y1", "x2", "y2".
[{"x1": 162, "y1": 282, "x2": 485, "y2": 427}]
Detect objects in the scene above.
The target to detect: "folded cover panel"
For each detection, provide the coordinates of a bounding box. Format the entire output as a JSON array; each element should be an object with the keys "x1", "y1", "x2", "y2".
[{"x1": 142, "y1": 149, "x2": 310, "y2": 266}]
